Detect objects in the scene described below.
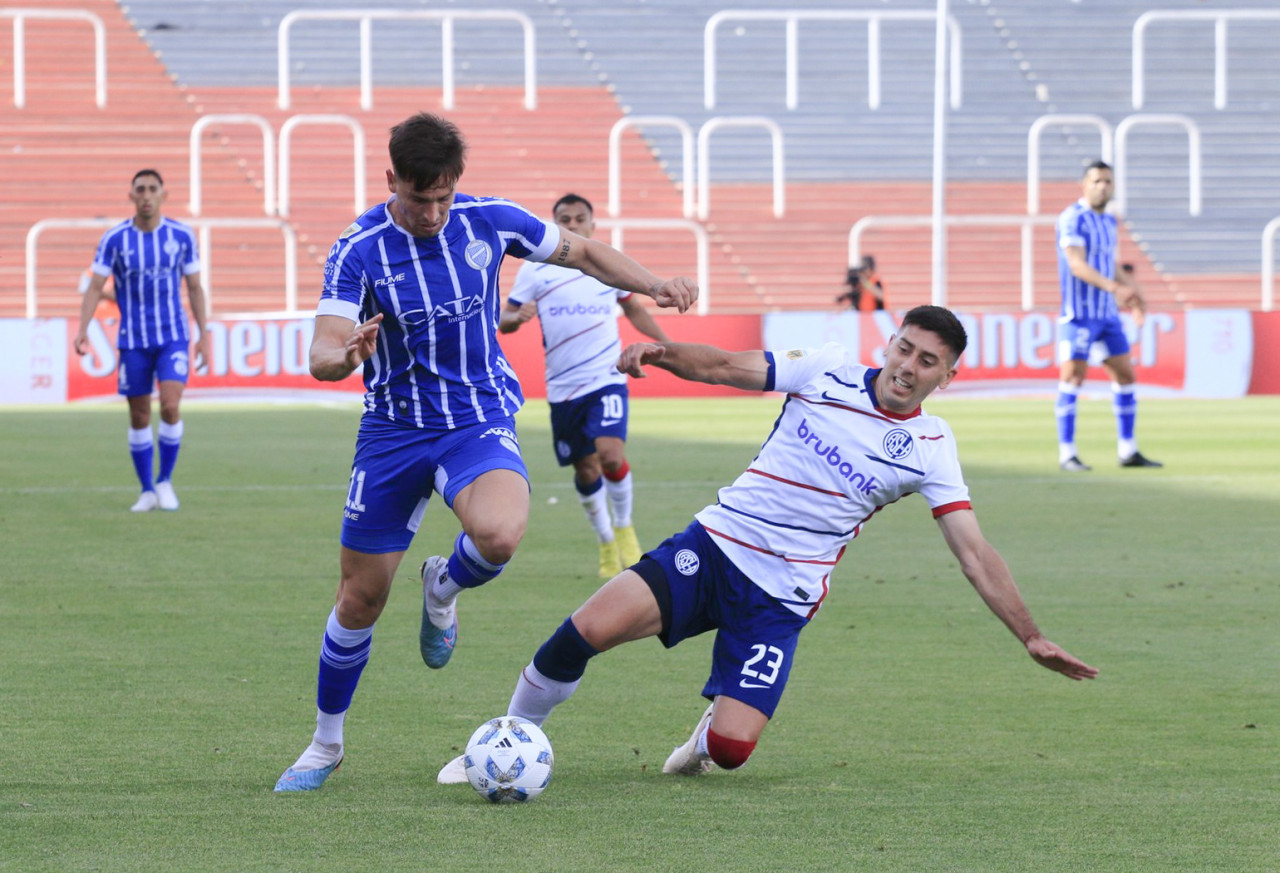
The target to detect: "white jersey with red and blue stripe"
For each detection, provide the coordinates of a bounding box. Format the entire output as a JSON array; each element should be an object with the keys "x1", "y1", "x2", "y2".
[
  {"x1": 506, "y1": 260, "x2": 630, "y2": 403},
  {"x1": 317, "y1": 194, "x2": 558, "y2": 430},
  {"x1": 1057, "y1": 198, "x2": 1119, "y2": 322},
  {"x1": 90, "y1": 217, "x2": 201, "y2": 351},
  {"x1": 693, "y1": 343, "x2": 972, "y2": 618}
]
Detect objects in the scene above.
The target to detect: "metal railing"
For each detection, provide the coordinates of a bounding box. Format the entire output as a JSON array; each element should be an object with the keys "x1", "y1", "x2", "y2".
[
  {"x1": 608, "y1": 116, "x2": 695, "y2": 220},
  {"x1": 1262, "y1": 217, "x2": 1280, "y2": 312},
  {"x1": 597, "y1": 218, "x2": 710, "y2": 316},
  {"x1": 1133, "y1": 9, "x2": 1280, "y2": 110},
  {"x1": 1026, "y1": 114, "x2": 1114, "y2": 215},
  {"x1": 277, "y1": 9, "x2": 536, "y2": 111},
  {"x1": 848, "y1": 214, "x2": 1058, "y2": 310},
  {"x1": 189, "y1": 114, "x2": 277, "y2": 217},
  {"x1": 696, "y1": 117, "x2": 785, "y2": 220},
  {"x1": 2, "y1": 8, "x2": 106, "y2": 108},
  {"x1": 1113, "y1": 114, "x2": 1201, "y2": 217},
  {"x1": 278, "y1": 114, "x2": 366, "y2": 218},
  {"x1": 704, "y1": 9, "x2": 961, "y2": 111},
  {"x1": 24, "y1": 217, "x2": 299, "y2": 317}
]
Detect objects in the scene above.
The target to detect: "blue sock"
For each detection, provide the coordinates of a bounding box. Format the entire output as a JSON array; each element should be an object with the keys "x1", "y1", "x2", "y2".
[
  {"x1": 532, "y1": 618, "x2": 600, "y2": 683},
  {"x1": 157, "y1": 420, "x2": 184, "y2": 482},
  {"x1": 1112, "y1": 383, "x2": 1136, "y2": 442},
  {"x1": 128, "y1": 427, "x2": 154, "y2": 492},
  {"x1": 446, "y1": 530, "x2": 505, "y2": 590},
  {"x1": 1055, "y1": 382, "x2": 1079, "y2": 447},
  {"x1": 575, "y1": 476, "x2": 604, "y2": 497},
  {"x1": 316, "y1": 609, "x2": 373, "y2": 715}
]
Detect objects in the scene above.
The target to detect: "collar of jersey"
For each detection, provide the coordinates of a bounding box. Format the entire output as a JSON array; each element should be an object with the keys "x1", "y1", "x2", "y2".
[{"x1": 864, "y1": 367, "x2": 922, "y2": 420}]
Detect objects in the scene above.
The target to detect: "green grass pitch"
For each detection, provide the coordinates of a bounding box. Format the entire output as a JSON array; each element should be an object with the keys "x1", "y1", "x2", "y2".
[{"x1": 1, "y1": 395, "x2": 1278, "y2": 872}]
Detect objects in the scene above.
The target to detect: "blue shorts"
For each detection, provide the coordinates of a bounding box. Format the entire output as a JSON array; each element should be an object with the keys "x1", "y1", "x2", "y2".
[
  {"x1": 117, "y1": 340, "x2": 190, "y2": 397},
  {"x1": 548, "y1": 384, "x2": 628, "y2": 467},
  {"x1": 340, "y1": 414, "x2": 528, "y2": 554},
  {"x1": 1057, "y1": 316, "x2": 1130, "y2": 363},
  {"x1": 633, "y1": 520, "x2": 809, "y2": 719}
]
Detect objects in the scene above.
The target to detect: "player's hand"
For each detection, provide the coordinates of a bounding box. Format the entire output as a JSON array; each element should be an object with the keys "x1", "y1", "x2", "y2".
[
  {"x1": 514, "y1": 301, "x2": 538, "y2": 324},
  {"x1": 73, "y1": 331, "x2": 90, "y2": 356},
  {"x1": 1025, "y1": 635, "x2": 1099, "y2": 681},
  {"x1": 617, "y1": 342, "x2": 666, "y2": 378},
  {"x1": 650, "y1": 277, "x2": 698, "y2": 313},
  {"x1": 345, "y1": 313, "x2": 384, "y2": 371},
  {"x1": 193, "y1": 333, "x2": 210, "y2": 374}
]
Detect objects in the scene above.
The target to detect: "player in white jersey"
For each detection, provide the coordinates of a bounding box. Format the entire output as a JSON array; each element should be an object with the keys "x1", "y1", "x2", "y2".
[
  {"x1": 73, "y1": 169, "x2": 209, "y2": 513},
  {"x1": 274, "y1": 113, "x2": 698, "y2": 792},
  {"x1": 1055, "y1": 160, "x2": 1162, "y2": 472},
  {"x1": 500, "y1": 194, "x2": 670, "y2": 579},
  {"x1": 435, "y1": 305, "x2": 1097, "y2": 786}
]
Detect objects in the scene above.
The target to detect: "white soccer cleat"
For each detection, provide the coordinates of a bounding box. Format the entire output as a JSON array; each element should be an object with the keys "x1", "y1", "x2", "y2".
[
  {"x1": 130, "y1": 490, "x2": 159, "y2": 513},
  {"x1": 436, "y1": 753, "x2": 468, "y2": 785},
  {"x1": 155, "y1": 480, "x2": 180, "y2": 511},
  {"x1": 662, "y1": 704, "x2": 715, "y2": 776}
]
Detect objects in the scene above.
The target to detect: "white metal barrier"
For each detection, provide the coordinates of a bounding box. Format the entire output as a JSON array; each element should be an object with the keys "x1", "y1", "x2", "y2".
[
  {"x1": 1133, "y1": 9, "x2": 1280, "y2": 110},
  {"x1": 278, "y1": 114, "x2": 366, "y2": 218},
  {"x1": 2, "y1": 8, "x2": 106, "y2": 108},
  {"x1": 696, "y1": 117, "x2": 785, "y2": 220},
  {"x1": 1262, "y1": 217, "x2": 1280, "y2": 313},
  {"x1": 189, "y1": 114, "x2": 277, "y2": 217},
  {"x1": 24, "y1": 217, "x2": 299, "y2": 318},
  {"x1": 597, "y1": 218, "x2": 710, "y2": 316},
  {"x1": 848, "y1": 214, "x2": 1058, "y2": 310},
  {"x1": 277, "y1": 9, "x2": 537, "y2": 111},
  {"x1": 1026, "y1": 114, "x2": 1114, "y2": 215},
  {"x1": 608, "y1": 116, "x2": 695, "y2": 220},
  {"x1": 1113, "y1": 114, "x2": 1201, "y2": 217},
  {"x1": 704, "y1": 9, "x2": 961, "y2": 111}
]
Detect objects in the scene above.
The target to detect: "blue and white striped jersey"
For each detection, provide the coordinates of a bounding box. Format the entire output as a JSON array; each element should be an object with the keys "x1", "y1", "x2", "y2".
[
  {"x1": 90, "y1": 218, "x2": 201, "y2": 350},
  {"x1": 506, "y1": 260, "x2": 629, "y2": 403},
  {"x1": 694, "y1": 343, "x2": 971, "y2": 618},
  {"x1": 317, "y1": 194, "x2": 558, "y2": 430},
  {"x1": 1057, "y1": 198, "x2": 1119, "y2": 322}
]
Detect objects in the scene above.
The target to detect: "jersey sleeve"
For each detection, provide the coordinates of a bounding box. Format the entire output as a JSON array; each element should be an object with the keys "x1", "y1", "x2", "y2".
[
  {"x1": 506, "y1": 260, "x2": 541, "y2": 306},
  {"x1": 316, "y1": 237, "x2": 367, "y2": 322},
  {"x1": 90, "y1": 228, "x2": 117, "y2": 277},
  {"x1": 769, "y1": 342, "x2": 847, "y2": 395},
  {"x1": 500, "y1": 209, "x2": 558, "y2": 262},
  {"x1": 919, "y1": 418, "x2": 972, "y2": 516},
  {"x1": 1058, "y1": 205, "x2": 1085, "y2": 251},
  {"x1": 179, "y1": 225, "x2": 202, "y2": 275}
]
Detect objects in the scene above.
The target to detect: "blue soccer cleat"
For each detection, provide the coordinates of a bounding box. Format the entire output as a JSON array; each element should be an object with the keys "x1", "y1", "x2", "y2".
[
  {"x1": 273, "y1": 742, "x2": 343, "y2": 792},
  {"x1": 419, "y1": 556, "x2": 458, "y2": 669}
]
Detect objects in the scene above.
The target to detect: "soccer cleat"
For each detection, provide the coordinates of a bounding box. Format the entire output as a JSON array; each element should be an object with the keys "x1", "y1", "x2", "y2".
[
  {"x1": 613, "y1": 525, "x2": 642, "y2": 567},
  {"x1": 155, "y1": 480, "x2": 180, "y2": 511},
  {"x1": 419, "y1": 556, "x2": 458, "y2": 669},
  {"x1": 1059, "y1": 455, "x2": 1092, "y2": 473},
  {"x1": 130, "y1": 490, "x2": 159, "y2": 512},
  {"x1": 662, "y1": 704, "x2": 715, "y2": 776},
  {"x1": 273, "y1": 741, "x2": 343, "y2": 792},
  {"x1": 597, "y1": 539, "x2": 622, "y2": 580},
  {"x1": 1119, "y1": 451, "x2": 1163, "y2": 468},
  {"x1": 437, "y1": 753, "x2": 468, "y2": 785}
]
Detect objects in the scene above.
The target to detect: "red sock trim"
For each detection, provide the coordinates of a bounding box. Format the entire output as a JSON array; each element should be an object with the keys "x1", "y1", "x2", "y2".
[
  {"x1": 602, "y1": 460, "x2": 630, "y2": 483},
  {"x1": 706, "y1": 728, "x2": 756, "y2": 770}
]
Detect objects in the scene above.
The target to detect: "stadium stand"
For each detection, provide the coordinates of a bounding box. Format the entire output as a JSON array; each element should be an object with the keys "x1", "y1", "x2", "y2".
[{"x1": 3, "y1": 0, "x2": 1277, "y2": 319}]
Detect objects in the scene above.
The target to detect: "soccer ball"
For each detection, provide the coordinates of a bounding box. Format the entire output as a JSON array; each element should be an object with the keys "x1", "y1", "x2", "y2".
[{"x1": 463, "y1": 716, "x2": 554, "y2": 803}]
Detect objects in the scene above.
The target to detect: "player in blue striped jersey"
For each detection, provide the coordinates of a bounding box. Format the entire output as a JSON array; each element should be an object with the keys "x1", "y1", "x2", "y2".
[
  {"x1": 1055, "y1": 161, "x2": 1162, "y2": 472},
  {"x1": 275, "y1": 113, "x2": 697, "y2": 792},
  {"x1": 73, "y1": 169, "x2": 209, "y2": 513},
  {"x1": 434, "y1": 305, "x2": 1097, "y2": 785}
]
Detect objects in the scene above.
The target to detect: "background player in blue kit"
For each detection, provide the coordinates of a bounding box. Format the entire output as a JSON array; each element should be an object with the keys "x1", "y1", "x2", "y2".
[
  {"x1": 500, "y1": 193, "x2": 671, "y2": 579},
  {"x1": 274, "y1": 113, "x2": 698, "y2": 792},
  {"x1": 73, "y1": 169, "x2": 209, "y2": 512},
  {"x1": 1055, "y1": 161, "x2": 1162, "y2": 472},
  {"x1": 437, "y1": 305, "x2": 1097, "y2": 786}
]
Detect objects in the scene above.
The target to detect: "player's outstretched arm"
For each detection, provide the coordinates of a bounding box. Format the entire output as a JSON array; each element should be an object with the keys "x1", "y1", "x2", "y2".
[
  {"x1": 936, "y1": 509, "x2": 1099, "y2": 681},
  {"x1": 618, "y1": 342, "x2": 769, "y2": 391},
  {"x1": 548, "y1": 229, "x2": 698, "y2": 313},
  {"x1": 310, "y1": 313, "x2": 383, "y2": 381},
  {"x1": 73, "y1": 272, "x2": 110, "y2": 355}
]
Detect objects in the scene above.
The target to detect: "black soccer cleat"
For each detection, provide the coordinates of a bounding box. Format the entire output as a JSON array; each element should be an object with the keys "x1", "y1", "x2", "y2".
[{"x1": 1119, "y1": 451, "x2": 1163, "y2": 468}]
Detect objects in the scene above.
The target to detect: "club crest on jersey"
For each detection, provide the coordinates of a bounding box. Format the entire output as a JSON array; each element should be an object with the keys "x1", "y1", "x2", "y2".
[
  {"x1": 674, "y1": 549, "x2": 700, "y2": 576},
  {"x1": 882, "y1": 428, "x2": 914, "y2": 460},
  {"x1": 464, "y1": 240, "x2": 493, "y2": 270},
  {"x1": 339, "y1": 222, "x2": 361, "y2": 239},
  {"x1": 170, "y1": 351, "x2": 189, "y2": 377},
  {"x1": 481, "y1": 426, "x2": 520, "y2": 454},
  {"x1": 163, "y1": 239, "x2": 181, "y2": 257},
  {"x1": 431, "y1": 295, "x2": 486, "y2": 321}
]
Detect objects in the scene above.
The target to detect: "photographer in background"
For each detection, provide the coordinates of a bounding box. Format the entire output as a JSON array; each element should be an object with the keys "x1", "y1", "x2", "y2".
[{"x1": 835, "y1": 255, "x2": 885, "y2": 311}]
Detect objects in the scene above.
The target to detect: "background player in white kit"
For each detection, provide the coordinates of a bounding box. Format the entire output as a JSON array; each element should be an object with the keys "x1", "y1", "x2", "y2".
[
  {"x1": 274, "y1": 113, "x2": 697, "y2": 792},
  {"x1": 500, "y1": 194, "x2": 671, "y2": 579},
  {"x1": 73, "y1": 169, "x2": 209, "y2": 513},
  {"x1": 438, "y1": 305, "x2": 1097, "y2": 785}
]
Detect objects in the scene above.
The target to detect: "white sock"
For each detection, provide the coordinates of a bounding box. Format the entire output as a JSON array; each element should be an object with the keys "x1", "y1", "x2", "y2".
[
  {"x1": 694, "y1": 723, "x2": 711, "y2": 757},
  {"x1": 577, "y1": 481, "x2": 614, "y2": 542},
  {"x1": 1118, "y1": 438, "x2": 1137, "y2": 459},
  {"x1": 507, "y1": 661, "x2": 579, "y2": 727},
  {"x1": 1059, "y1": 443, "x2": 1078, "y2": 464},
  {"x1": 604, "y1": 471, "x2": 634, "y2": 528},
  {"x1": 314, "y1": 709, "x2": 346, "y2": 747}
]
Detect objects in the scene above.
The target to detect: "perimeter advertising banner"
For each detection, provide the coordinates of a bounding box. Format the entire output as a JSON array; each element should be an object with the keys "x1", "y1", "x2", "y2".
[{"x1": 0, "y1": 310, "x2": 1272, "y2": 404}]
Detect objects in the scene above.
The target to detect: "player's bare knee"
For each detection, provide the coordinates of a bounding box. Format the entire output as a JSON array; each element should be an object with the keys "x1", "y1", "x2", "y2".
[{"x1": 470, "y1": 527, "x2": 524, "y2": 565}]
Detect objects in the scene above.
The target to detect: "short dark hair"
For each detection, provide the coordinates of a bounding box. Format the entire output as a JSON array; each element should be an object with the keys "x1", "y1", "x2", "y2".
[
  {"x1": 1084, "y1": 159, "x2": 1113, "y2": 176},
  {"x1": 132, "y1": 168, "x2": 163, "y2": 187},
  {"x1": 859, "y1": 254, "x2": 876, "y2": 272},
  {"x1": 900, "y1": 305, "x2": 967, "y2": 362},
  {"x1": 553, "y1": 193, "x2": 593, "y2": 215},
  {"x1": 388, "y1": 113, "x2": 467, "y2": 190}
]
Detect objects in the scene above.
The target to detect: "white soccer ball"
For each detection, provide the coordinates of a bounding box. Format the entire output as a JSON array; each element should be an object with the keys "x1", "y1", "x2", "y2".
[{"x1": 463, "y1": 716, "x2": 554, "y2": 803}]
